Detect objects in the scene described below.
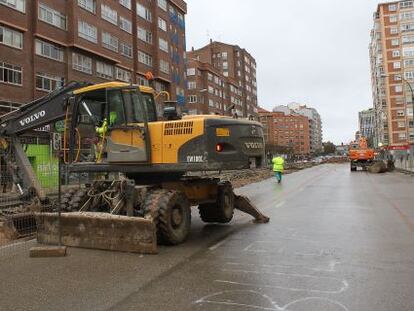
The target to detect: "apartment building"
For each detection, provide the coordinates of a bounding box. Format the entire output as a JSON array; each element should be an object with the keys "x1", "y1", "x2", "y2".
[
  {"x1": 359, "y1": 108, "x2": 375, "y2": 141},
  {"x1": 258, "y1": 107, "x2": 311, "y2": 156},
  {"x1": 369, "y1": 1, "x2": 414, "y2": 148},
  {"x1": 287, "y1": 103, "x2": 323, "y2": 154},
  {"x1": 187, "y1": 41, "x2": 258, "y2": 118},
  {"x1": 185, "y1": 58, "x2": 243, "y2": 116},
  {"x1": 0, "y1": 0, "x2": 187, "y2": 113}
]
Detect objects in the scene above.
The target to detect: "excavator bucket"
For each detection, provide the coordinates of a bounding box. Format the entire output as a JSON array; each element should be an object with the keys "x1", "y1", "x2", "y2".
[
  {"x1": 234, "y1": 195, "x2": 270, "y2": 223},
  {"x1": 36, "y1": 212, "x2": 157, "y2": 254}
]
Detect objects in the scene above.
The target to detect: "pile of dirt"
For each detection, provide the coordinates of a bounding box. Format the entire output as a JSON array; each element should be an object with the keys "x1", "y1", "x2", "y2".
[{"x1": 209, "y1": 167, "x2": 297, "y2": 189}]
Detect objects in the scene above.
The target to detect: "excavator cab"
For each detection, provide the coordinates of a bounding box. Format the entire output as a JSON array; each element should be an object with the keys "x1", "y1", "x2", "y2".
[{"x1": 65, "y1": 82, "x2": 152, "y2": 165}]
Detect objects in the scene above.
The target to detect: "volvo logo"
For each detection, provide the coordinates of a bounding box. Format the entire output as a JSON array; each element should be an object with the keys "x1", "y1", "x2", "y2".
[
  {"x1": 19, "y1": 110, "x2": 46, "y2": 127},
  {"x1": 244, "y1": 142, "x2": 264, "y2": 149}
]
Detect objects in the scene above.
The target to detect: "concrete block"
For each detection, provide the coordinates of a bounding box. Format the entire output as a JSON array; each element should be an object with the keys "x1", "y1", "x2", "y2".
[
  {"x1": 35, "y1": 212, "x2": 157, "y2": 254},
  {"x1": 30, "y1": 246, "x2": 67, "y2": 257}
]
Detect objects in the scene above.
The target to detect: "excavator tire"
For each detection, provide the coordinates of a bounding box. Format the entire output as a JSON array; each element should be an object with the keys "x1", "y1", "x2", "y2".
[
  {"x1": 198, "y1": 182, "x2": 234, "y2": 224},
  {"x1": 144, "y1": 189, "x2": 191, "y2": 245}
]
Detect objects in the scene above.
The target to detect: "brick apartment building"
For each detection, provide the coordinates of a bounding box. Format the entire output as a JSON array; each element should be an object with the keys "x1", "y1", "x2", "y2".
[
  {"x1": 0, "y1": 0, "x2": 187, "y2": 113},
  {"x1": 369, "y1": 1, "x2": 414, "y2": 148},
  {"x1": 185, "y1": 57, "x2": 243, "y2": 116},
  {"x1": 186, "y1": 41, "x2": 258, "y2": 117},
  {"x1": 258, "y1": 107, "x2": 311, "y2": 156}
]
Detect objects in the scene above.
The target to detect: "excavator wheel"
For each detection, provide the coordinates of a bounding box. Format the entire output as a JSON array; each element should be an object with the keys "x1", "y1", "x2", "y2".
[
  {"x1": 144, "y1": 189, "x2": 191, "y2": 245},
  {"x1": 198, "y1": 182, "x2": 235, "y2": 224}
]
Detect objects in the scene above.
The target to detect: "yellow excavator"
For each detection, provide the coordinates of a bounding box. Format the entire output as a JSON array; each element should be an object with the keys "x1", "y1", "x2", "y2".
[{"x1": 0, "y1": 81, "x2": 269, "y2": 253}]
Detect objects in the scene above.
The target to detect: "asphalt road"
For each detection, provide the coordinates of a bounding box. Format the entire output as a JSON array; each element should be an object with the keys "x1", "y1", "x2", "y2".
[{"x1": 0, "y1": 164, "x2": 413, "y2": 311}]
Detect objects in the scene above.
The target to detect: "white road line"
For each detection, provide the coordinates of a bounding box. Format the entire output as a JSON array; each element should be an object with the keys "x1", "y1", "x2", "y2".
[
  {"x1": 209, "y1": 237, "x2": 230, "y2": 251},
  {"x1": 215, "y1": 279, "x2": 349, "y2": 294}
]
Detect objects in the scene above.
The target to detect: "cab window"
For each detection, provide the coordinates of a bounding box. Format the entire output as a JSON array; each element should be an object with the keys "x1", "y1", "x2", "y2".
[{"x1": 108, "y1": 90, "x2": 126, "y2": 126}]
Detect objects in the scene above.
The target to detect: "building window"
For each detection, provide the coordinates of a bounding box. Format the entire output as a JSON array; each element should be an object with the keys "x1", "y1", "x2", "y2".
[
  {"x1": 400, "y1": 11, "x2": 414, "y2": 20},
  {"x1": 398, "y1": 132, "x2": 407, "y2": 139},
  {"x1": 39, "y1": 4, "x2": 67, "y2": 30},
  {"x1": 391, "y1": 38, "x2": 400, "y2": 46},
  {"x1": 209, "y1": 99, "x2": 214, "y2": 107},
  {"x1": 186, "y1": 68, "x2": 195, "y2": 76},
  {"x1": 404, "y1": 71, "x2": 414, "y2": 79},
  {"x1": 159, "y1": 59, "x2": 169, "y2": 74},
  {"x1": 72, "y1": 53, "x2": 92, "y2": 74},
  {"x1": 137, "y1": 27, "x2": 152, "y2": 44},
  {"x1": 188, "y1": 81, "x2": 196, "y2": 89},
  {"x1": 119, "y1": 0, "x2": 131, "y2": 10},
  {"x1": 0, "y1": 25, "x2": 23, "y2": 49},
  {"x1": 398, "y1": 121, "x2": 406, "y2": 128},
  {"x1": 35, "y1": 40, "x2": 63, "y2": 62},
  {"x1": 120, "y1": 42, "x2": 132, "y2": 58},
  {"x1": 78, "y1": 0, "x2": 95, "y2": 14},
  {"x1": 389, "y1": 4, "x2": 397, "y2": 11},
  {"x1": 157, "y1": 0, "x2": 167, "y2": 11},
  {"x1": 393, "y1": 61, "x2": 401, "y2": 69},
  {"x1": 187, "y1": 95, "x2": 197, "y2": 104},
  {"x1": 102, "y1": 32, "x2": 118, "y2": 52},
  {"x1": 101, "y1": 4, "x2": 117, "y2": 25},
  {"x1": 390, "y1": 27, "x2": 399, "y2": 34},
  {"x1": 115, "y1": 67, "x2": 131, "y2": 82},
  {"x1": 36, "y1": 73, "x2": 63, "y2": 92},
  {"x1": 397, "y1": 109, "x2": 405, "y2": 116},
  {"x1": 119, "y1": 16, "x2": 132, "y2": 34},
  {"x1": 158, "y1": 17, "x2": 167, "y2": 31},
  {"x1": 159, "y1": 38, "x2": 169, "y2": 53},
  {"x1": 78, "y1": 20, "x2": 97, "y2": 43},
  {"x1": 138, "y1": 50, "x2": 152, "y2": 67},
  {"x1": 0, "y1": 0, "x2": 25, "y2": 13},
  {"x1": 137, "y1": 3, "x2": 151, "y2": 22},
  {"x1": 0, "y1": 61, "x2": 22, "y2": 86},
  {"x1": 137, "y1": 75, "x2": 149, "y2": 86},
  {"x1": 401, "y1": 23, "x2": 414, "y2": 32},
  {"x1": 400, "y1": 1, "x2": 413, "y2": 9},
  {"x1": 96, "y1": 61, "x2": 114, "y2": 79},
  {"x1": 392, "y1": 50, "x2": 400, "y2": 57},
  {"x1": 402, "y1": 35, "x2": 414, "y2": 44}
]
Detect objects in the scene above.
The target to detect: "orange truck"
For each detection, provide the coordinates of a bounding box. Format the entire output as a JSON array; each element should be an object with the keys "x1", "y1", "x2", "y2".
[{"x1": 348, "y1": 137, "x2": 375, "y2": 171}]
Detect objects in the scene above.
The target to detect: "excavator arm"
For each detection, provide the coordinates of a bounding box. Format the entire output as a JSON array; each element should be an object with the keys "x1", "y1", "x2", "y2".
[{"x1": 0, "y1": 82, "x2": 87, "y2": 136}]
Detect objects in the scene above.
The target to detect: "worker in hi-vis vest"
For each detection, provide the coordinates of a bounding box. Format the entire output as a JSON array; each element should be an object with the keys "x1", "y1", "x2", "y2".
[{"x1": 272, "y1": 155, "x2": 285, "y2": 183}]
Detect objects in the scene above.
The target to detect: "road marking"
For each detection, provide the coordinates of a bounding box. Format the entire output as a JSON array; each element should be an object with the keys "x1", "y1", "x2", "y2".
[
  {"x1": 215, "y1": 278, "x2": 349, "y2": 294},
  {"x1": 225, "y1": 261, "x2": 340, "y2": 273},
  {"x1": 209, "y1": 237, "x2": 230, "y2": 251},
  {"x1": 194, "y1": 290, "x2": 350, "y2": 311}
]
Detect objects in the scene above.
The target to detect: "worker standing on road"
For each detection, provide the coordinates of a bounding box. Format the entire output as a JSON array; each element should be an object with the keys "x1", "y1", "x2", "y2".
[{"x1": 272, "y1": 155, "x2": 285, "y2": 183}]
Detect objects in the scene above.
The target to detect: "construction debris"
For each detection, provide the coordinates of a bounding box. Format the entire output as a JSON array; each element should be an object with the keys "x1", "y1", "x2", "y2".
[{"x1": 368, "y1": 161, "x2": 388, "y2": 174}]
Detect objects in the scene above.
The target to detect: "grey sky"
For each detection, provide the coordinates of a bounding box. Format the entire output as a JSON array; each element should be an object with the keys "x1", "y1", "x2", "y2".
[{"x1": 185, "y1": 0, "x2": 381, "y2": 144}]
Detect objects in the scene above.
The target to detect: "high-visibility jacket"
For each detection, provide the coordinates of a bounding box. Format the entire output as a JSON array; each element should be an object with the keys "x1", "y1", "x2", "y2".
[{"x1": 272, "y1": 157, "x2": 284, "y2": 172}]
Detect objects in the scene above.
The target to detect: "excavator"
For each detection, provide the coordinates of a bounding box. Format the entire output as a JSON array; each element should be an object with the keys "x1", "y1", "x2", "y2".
[
  {"x1": 0, "y1": 81, "x2": 269, "y2": 253},
  {"x1": 349, "y1": 136, "x2": 375, "y2": 171}
]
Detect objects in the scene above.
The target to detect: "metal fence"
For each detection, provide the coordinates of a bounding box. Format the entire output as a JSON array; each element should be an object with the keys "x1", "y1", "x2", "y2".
[
  {"x1": 0, "y1": 135, "x2": 60, "y2": 250},
  {"x1": 393, "y1": 152, "x2": 414, "y2": 173}
]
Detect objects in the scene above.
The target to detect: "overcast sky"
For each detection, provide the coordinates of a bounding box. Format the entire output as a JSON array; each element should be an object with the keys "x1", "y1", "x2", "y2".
[{"x1": 185, "y1": 0, "x2": 381, "y2": 144}]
